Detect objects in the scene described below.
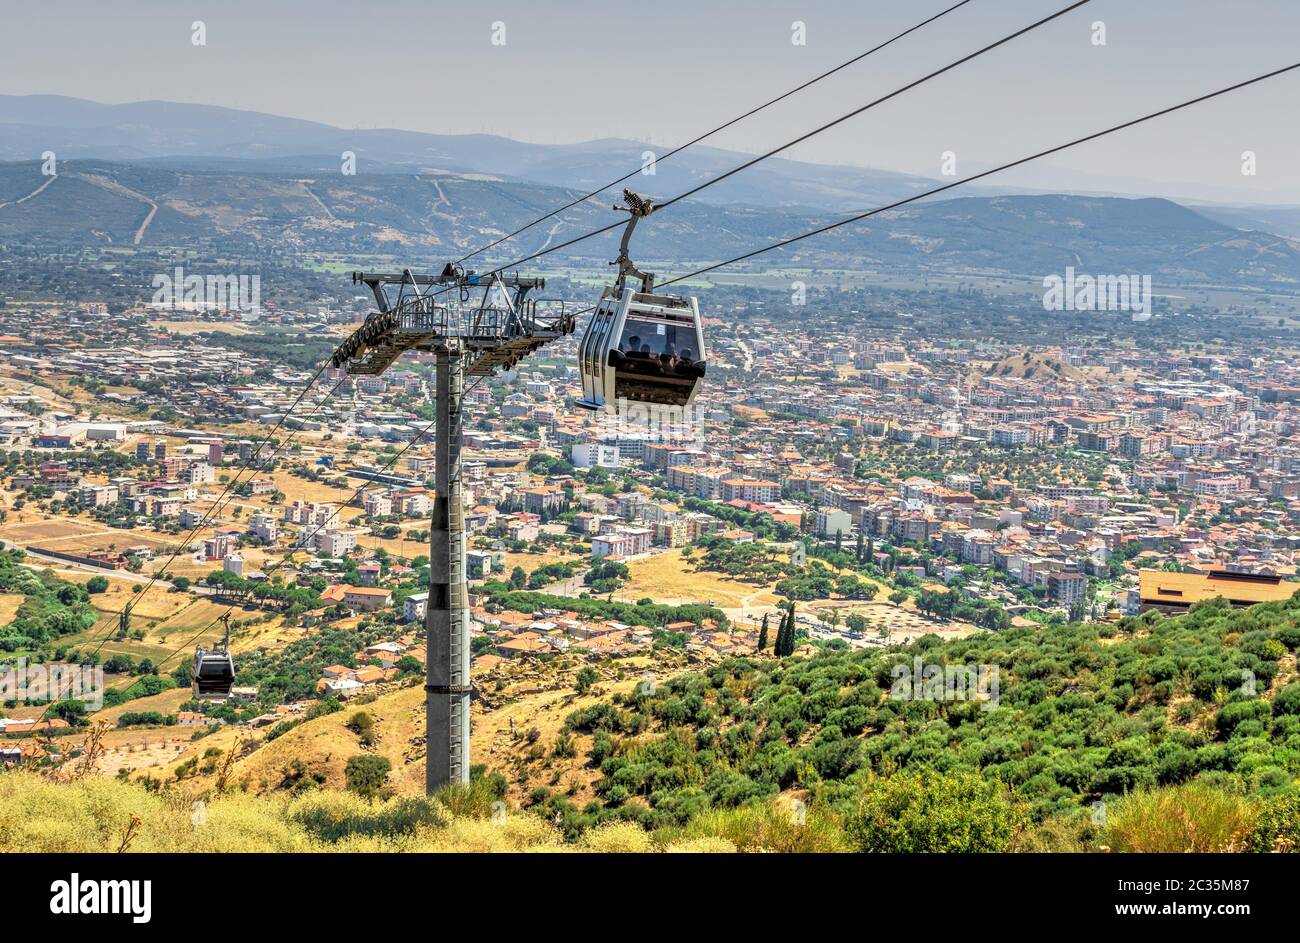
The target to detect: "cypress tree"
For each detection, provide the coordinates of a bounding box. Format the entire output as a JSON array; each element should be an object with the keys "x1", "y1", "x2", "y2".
[
  {"x1": 776, "y1": 604, "x2": 797, "y2": 656},
  {"x1": 758, "y1": 614, "x2": 769, "y2": 651}
]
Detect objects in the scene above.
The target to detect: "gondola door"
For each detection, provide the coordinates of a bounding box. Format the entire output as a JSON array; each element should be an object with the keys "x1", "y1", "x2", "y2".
[{"x1": 577, "y1": 290, "x2": 628, "y2": 410}]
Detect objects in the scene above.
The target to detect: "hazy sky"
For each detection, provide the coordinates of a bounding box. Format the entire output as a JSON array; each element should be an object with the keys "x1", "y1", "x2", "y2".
[{"x1": 4, "y1": 0, "x2": 1299, "y2": 201}]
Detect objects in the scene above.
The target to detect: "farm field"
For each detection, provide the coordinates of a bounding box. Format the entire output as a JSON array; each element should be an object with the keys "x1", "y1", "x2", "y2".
[
  {"x1": 56, "y1": 575, "x2": 266, "y2": 661},
  {"x1": 0, "y1": 514, "x2": 183, "y2": 561},
  {"x1": 0, "y1": 518, "x2": 103, "y2": 543}
]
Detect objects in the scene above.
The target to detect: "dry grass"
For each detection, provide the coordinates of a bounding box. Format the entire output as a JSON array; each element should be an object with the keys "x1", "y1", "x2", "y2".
[
  {"x1": 669, "y1": 800, "x2": 851, "y2": 853},
  {"x1": 501, "y1": 549, "x2": 584, "y2": 576},
  {"x1": 1104, "y1": 783, "x2": 1257, "y2": 853},
  {"x1": 618, "y1": 548, "x2": 780, "y2": 616},
  {"x1": 260, "y1": 470, "x2": 358, "y2": 506},
  {"x1": 156, "y1": 321, "x2": 254, "y2": 335},
  {"x1": 0, "y1": 518, "x2": 103, "y2": 542},
  {"x1": 0, "y1": 591, "x2": 25, "y2": 624},
  {"x1": 158, "y1": 683, "x2": 430, "y2": 797},
  {"x1": 0, "y1": 773, "x2": 731, "y2": 853}
]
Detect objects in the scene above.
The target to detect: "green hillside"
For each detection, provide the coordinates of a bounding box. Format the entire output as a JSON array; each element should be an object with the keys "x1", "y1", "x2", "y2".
[{"x1": 520, "y1": 592, "x2": 1300, "y2": 850}]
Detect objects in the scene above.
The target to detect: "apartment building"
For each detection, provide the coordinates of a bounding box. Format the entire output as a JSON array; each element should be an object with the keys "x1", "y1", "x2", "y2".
[
  {"x1": 78, "y1": 484, "x2": 118, "y2": 507},
  {"x1": 721, "y1": 477, "x2": 780, "y2": 503},
  {"x1": 249, "y1": 513, "x2": 279, "y2": 543},
  {"x1": 592, "y1": 526, "x2": 653, "y2": 560},
  {"x1": 315, "y1": 529, "x2": 358, "y2": 557}
]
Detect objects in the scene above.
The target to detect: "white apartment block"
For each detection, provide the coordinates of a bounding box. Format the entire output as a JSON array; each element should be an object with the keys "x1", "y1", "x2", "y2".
[
  {"x1": 249, "y1": 513, "x2": 280, "y2": 543},
  {"x1": 403, "y1": 592, "x2": 429, "y2": 623},
  {"x1": 365, "y1": 492, "x2": 393, "y2": 517},
  {"x1": 591, "y1": 527, "x2": 653, "y2": 560},
  {"x1": 571, "y1": 442, "x2": 621, "y2": 469},
  {"x1": 315, "y1": 529, "x2": 359, "y2": 557}
]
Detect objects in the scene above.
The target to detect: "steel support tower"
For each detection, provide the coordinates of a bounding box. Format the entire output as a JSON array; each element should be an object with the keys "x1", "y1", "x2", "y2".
[
  {"x1": 331, "y1": 267, "x2": 574, "y2": 793},
  {"x1": 426, "y1": 347, "x2": 469, "y2": 787}
]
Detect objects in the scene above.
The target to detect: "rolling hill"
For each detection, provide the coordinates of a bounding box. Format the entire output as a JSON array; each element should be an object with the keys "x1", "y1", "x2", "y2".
[
  {"x1": 2, "y1": 156, "x2": 1298, "y2": 287},
  {"x1": 0, "y1": 94, "x2": 941, "y2": 212}
]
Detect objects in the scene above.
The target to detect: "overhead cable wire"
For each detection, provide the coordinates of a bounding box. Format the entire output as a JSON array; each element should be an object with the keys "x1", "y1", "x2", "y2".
[
  {"x1": 654, "y1": 62, "x2": 1300, "y2": 288},
  {"x1": 455, "y1": 0, "x2": 978, "y2": 265},
  {"x1": 430, "y1": 0, "x2": 1094, "y2": 293}
]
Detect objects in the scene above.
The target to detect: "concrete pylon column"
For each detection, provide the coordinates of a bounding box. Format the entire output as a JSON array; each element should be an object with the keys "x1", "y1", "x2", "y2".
[{"x1": 426, "y1": 346, "x2": 469, "y2": 793}]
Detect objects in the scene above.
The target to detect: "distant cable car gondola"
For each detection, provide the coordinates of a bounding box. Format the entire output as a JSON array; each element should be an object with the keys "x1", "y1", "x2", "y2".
[
  {"x1": 193, "y1": 614, "x2": 235, "y2": 701},
  {"x1": 577, "y1": 190, "x2": 706, "y2": 411}
]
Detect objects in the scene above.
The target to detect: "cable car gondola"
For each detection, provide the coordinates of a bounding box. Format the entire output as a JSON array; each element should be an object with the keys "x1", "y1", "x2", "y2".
[
  {"x1": 577, "y1": 190, "x2": 706, "y2": 411},
  {"x1": 193, "y1": 614, "x2": 236, "y2": 701}
]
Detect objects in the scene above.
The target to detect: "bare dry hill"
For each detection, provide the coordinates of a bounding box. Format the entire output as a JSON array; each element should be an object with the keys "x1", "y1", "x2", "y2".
[
  {"x1": 131, "y1": 651, "x2": 691, "y2": 806},
  {"x1": 984, "y1": 349, "x2": 1083, "y2": 381}
]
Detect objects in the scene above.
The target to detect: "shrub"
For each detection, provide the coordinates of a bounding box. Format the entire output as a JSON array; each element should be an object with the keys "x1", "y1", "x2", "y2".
[
  {"x1": 117, "y1": 711, "x2": 174, "y2": 728},
  {"x1": 346, "y1": 711, "x2": 376, "y2": 746},
  {"x1": 1216, "y1": 699, "x2": 1271, "y2": 738},
  {"x1": 346, "y1": 711, "x2": 373, "y2": 735},
  {"x1": 0, "y1": 772, "x2": 565, "y2": 853},
  {"x1": 1242, "y1": 791, "x2": 1300, "y2": 853},
  {"x1": 1272, "y1": 683, "x2": 1300, "y2": 717},
  {"x1": 433, "y1": 772, "x2": 508, "y2": 820},
  {"x1": 344, "y1": 755, "x2": 391, "y2": 799},
  {"x1": 288, "y1": 791, "x2": 447, "y2": 842},
  {"x1": 846, "y1": 770, "x2": 1020, "y2": 853}
]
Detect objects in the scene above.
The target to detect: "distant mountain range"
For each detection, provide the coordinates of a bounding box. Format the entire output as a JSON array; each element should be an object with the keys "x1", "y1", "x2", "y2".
[
  {"x1": 0, "y1": 95, "x2": 943, "y2": 212},
  {"x1": 1, "y1": 96, "x2": 1299, "y2": 288}
]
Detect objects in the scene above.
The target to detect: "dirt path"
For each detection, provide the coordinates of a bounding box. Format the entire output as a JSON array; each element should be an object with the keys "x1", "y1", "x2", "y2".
[
  {"x1": 0, "y1": 172, "x2": 58, "y2": 209},
  {"x1": 302, "y1": 181, "x2": 337, "y2": 220},
  {"x1": 133, "y1": 201, "x2": 158, "y2": 244},
  {"x1": 65, "y1": 171, "x2": 159, "y2": 243}
]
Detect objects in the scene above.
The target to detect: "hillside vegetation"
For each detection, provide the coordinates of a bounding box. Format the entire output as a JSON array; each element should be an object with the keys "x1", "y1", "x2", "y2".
[
  {"x1": 518, "y1": 592, "x2": 1300, "y2": 848},
  {"x1": 3, "y1": 158, "x2": 1298, "y2": 285},
  {"x1": 12, "y1": 592, "x2": 1300, "y2": 852}
]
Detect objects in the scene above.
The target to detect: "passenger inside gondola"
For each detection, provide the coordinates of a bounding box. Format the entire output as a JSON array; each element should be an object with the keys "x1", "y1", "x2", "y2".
[{"x1": 596, "y1": 302, "x2": 706, "y2": 409}]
